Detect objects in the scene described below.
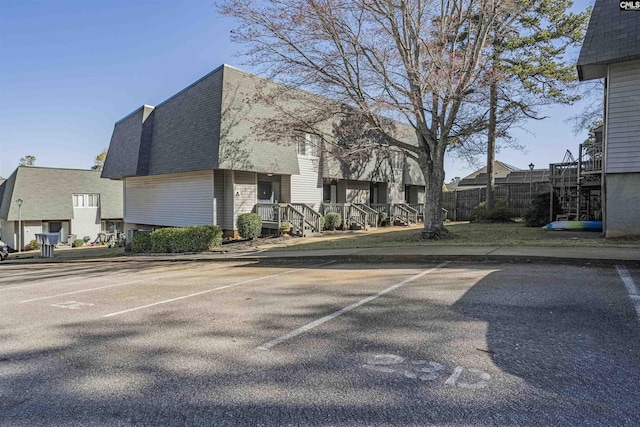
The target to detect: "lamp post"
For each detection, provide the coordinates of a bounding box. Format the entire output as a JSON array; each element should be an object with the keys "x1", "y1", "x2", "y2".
[
  {"x1": 528, "y1": 163, "x2": 535, "y2": 198},
  {"x1": 16, "y1": 198, "x2": 23, "y2": 252}
]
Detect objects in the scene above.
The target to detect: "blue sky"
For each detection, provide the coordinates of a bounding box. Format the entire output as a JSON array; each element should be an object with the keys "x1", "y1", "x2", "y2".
[{"x1": 0, "y1": 0, "x2": 595, "y2": 180}]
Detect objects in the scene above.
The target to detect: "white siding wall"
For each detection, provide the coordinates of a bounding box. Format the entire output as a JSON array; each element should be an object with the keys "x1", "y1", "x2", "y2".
[
  {"x1": 233, "y1": 171, "x2": 257, "y2": 227},
  {"x1": 22, "y1": 221, "x2": 43, "y2": 249},
  {"x1": 125, "y1": 171, "x2": 214, "y2": 227},
  {"x1": 72, "y1": 206, "x2": 101, "y2": 241},
  {"x1": 0, "y1": 219, "x2": 16, "y2": 249},
  {"x1": 291, "y1": 156, "x2": 322, "y2": 210},
  {"x1": 345, "y1": 180, "x2": 370, "y2": 203},
  {"x1": 607, "y1": 60, "x2": 640, "y2": 173}
]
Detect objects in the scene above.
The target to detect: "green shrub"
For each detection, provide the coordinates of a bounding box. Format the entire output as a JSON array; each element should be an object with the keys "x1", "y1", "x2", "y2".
[
  {"x1": 379, "y1": 212, "x2": 388, "y2": 225},
  {"x1": 319, "y1": 215, "x2": 325, "y2": 231},
  {"x1": 72, "y1": 239, "x2": 85, "y2": 248},
  {"x1": 149, "y1": 225, "x2": 223, "y2": 253},
  {"x1": 237, "y1": 213, "x2": 262, "y2": 239},
  {"x1": 472, "y1": 200, "x2": 514, "y2": 223},
  {"x1": 325, "y1": 212, "x2": 342, "y2": 230},
  {"x1": 26, "y1": 239, "x2": 41, "y2": 251},
  {"x1": 525, "y1": 192, "x2": 561, "y2": 227},
  {"x1": 131, "y1": 230, "x2": 153, "y2": 253}
]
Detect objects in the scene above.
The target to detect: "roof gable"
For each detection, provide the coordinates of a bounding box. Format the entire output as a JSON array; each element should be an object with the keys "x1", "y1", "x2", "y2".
[{"x1": 577, "y1": 0, "x2": 640, "y2": 80}]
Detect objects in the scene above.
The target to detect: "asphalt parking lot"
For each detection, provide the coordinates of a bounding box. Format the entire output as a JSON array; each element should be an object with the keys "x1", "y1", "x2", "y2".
[{"x1": 1, "y1": 260, "x2": 639, "y2": 426}]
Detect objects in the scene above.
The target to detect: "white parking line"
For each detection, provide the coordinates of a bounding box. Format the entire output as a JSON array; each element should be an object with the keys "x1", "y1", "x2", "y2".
[
  {"x1": 102, "y1": 261, "x2": 335, "y2": 318},
  {"x1": 257, "y1": 262, "x2": 449, "y2": 351},
  {"x1": 0, "y1": 265, "x2": 96, "y2": 282},
  {"x1": 616, "y1": 265, "x2": 640, "y2": 318},
  {"x1": 0, "y1": 274, "x2": 99, "y2": 292},
  {"x1": 17, "y1": 263, "x2": 237, "y2": 303}
]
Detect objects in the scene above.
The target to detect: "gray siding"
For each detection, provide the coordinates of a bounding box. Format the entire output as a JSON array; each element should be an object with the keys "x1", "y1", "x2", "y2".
[
  {"x1": 280, "y1": 175, "x2": 292, "y2": 203},
  {"x1": 345, "y1": 180, "x2": 370, "y2": 203},
  {"x1": 214, "y1": 170, "x2": 225, "y2": 227},
  {"x1": 291, "y1": 156, "x2": 322, "y2": 209},
  {"x1": 233, "y1": 171, "x2": 257, "y2": 227},
  {"x1": 605, "y1": 173, "x2": 640, "y2": 238},
  {"x1": 388, "y1": 182, "x2": 405, "y2": 203},
  {"x1": 124, "y1": 171, "x2": 214, "y2": 227},
  {"x1": 606, "y1": 60, "x2": 640, "y2": 173},
  {"x1": 223, "y1": 170, "x2": 234, "y2": 231}
]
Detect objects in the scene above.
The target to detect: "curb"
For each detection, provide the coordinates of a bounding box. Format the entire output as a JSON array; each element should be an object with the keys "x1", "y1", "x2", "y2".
[{"x1": 4, "y1": 253, "x2": 638, "y2": 267}]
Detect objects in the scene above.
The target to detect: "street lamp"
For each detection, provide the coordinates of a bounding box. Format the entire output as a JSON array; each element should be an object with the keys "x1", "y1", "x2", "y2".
[
  {"x1": 528, "y1": 163, "x2": 535, "y2": 198},
  {"x1": 16, "y1": 198, "x2": 23, "y2": 252}
]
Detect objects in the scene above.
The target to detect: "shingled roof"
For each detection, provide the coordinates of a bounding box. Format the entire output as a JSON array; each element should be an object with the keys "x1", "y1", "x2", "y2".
[
  {"x1": 103, "y1": 65, "x2": 420, "y2": 181},
  {"x1": 103, "y1": 65, "x2": 301, "y2": 179},
  {"x1": 577, "y1": 0, "x2": 640, "y2": 81},
  {"x1": 0, "y1": 166, "x2": 123, "y2": 221}
]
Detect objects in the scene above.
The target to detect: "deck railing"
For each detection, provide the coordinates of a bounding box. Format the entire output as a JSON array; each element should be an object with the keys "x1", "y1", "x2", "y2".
[
  {"x1": 291, "y1": 203, "x2": 322, "y2": 234},
  {"x1": 579, "y1": 142, "x2": 603, "y2": 176},
  {"x1": 354, "y1": 203, "x2": 379, "y2": 228},
  {"x1": 392, "y1": 203, "x2": 418, "y2": 225},
  {"x1": 369, "y1": 203, "x2": 390, "y2": 216},
  {"x1": 322, "y1": 203, "x2": 368, "y2": 230},
  {"x1": 407, "y1": 203, "x2": 424, "y2": 222},
  {"x1": 255, "y1": 203, "x2": 321, "y2": 236}
]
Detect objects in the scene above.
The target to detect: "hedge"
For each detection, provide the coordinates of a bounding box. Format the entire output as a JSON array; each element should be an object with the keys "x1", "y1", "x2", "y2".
[
  {"x1": 131, "y1": 225, "x2": 222, "y2": 254},
  {"x1": 471, "y1": 200, "x2": 514, "y2": 223},
  {"x1": 237, "y1": 213, "x2": 262, "y2": 239}
]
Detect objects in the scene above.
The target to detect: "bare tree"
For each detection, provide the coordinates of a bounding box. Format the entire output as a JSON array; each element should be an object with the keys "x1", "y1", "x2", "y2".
[
  {"x1": 567, "y1": 79, "x2": 605, "y2": 136},
  {"x1": 218, "y1": 0, "x2": 502, "y2": 238}
]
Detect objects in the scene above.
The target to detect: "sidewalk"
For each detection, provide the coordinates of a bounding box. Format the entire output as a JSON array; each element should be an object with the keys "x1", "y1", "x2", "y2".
[{"x1": 5, "y1": 244, "x2": 640, "y2": 267}]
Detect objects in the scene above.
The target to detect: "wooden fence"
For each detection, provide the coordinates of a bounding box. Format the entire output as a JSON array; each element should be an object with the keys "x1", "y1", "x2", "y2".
[{"x1": 443, "y1": 182, "x2": 549, "y2": 221}]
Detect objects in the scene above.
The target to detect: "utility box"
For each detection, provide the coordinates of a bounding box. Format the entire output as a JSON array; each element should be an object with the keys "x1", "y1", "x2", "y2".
[{"x1": 35, "y1": 233, "x2": 60, "y2": 258}]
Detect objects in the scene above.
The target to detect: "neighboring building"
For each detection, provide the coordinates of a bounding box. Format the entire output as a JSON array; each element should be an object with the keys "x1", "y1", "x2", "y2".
[
  {"x1": 103, "y1": 65, "x2": 425, "y2": 237},
  {"x1": 577, "y1": 0, "x2": 640, "y2": 237},
  {"x1": 444, "y1": 160, "x2": 548, "y2": 191},
  {"x1": 0, "y1": 166, "x2": 123, "y2": 250}
]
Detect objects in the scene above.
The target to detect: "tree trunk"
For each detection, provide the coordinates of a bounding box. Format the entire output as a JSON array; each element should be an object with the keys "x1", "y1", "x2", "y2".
[
  {"x1": 420, "y1": 150, "x2": 450, "y2": 239},
  {"x1": 486, "y1": 80, "x2": 497, "y2": 210}
]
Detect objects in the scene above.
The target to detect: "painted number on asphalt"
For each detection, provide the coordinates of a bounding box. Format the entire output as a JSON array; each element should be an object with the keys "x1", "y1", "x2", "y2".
[
  {"x1": 362, "y1": 354, "x2": 490, "y2": 389},
  {"x1": 51, "y1": 301, "x2": 95, "y2": 310}
]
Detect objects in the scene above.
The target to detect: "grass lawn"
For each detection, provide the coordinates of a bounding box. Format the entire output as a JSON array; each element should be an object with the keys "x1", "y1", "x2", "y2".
[{"x1": 270, "y1": 222, "x2": 640, "y2": 252}]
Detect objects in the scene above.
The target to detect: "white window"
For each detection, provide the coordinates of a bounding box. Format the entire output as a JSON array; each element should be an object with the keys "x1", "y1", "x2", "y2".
[
  {"x1": 297, "y1": 133, "x2": 320, "y2": 157},
  {"x1": 73, "y1": 194, "x2": 85, "y2": 208},
  {"x1": 73, "y1": 194, "x2": 99, "y2": 208},
  {"x1": 87, "y1": 194, "x2": 100, "y2": 208}
]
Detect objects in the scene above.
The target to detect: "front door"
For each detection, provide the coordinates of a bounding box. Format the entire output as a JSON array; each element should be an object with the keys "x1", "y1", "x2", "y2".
[{"x1": 49, "y1": 222, "x2": 62, "y2": 234}]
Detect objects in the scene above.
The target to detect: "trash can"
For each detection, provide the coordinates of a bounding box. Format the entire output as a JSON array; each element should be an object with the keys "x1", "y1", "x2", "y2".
[{"x1": 35, "y1": 233, "x2": 60, "y2": 258}]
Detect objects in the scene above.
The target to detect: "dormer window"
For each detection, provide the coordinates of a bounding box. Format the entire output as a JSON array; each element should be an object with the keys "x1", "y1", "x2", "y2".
[{"x1": 297, "y1": 133, "x2": 320, "y2": 157}]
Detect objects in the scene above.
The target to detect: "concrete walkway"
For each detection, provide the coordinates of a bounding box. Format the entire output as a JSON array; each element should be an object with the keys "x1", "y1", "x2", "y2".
[{"x1": 5, "y1": 244, "x2": 640, "y2": 267}]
